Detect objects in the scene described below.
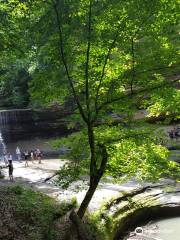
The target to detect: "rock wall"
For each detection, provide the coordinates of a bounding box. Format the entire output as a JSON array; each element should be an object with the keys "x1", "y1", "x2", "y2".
[{"x1": 0, "y1": 108, "x2": 73, "y2": 142}]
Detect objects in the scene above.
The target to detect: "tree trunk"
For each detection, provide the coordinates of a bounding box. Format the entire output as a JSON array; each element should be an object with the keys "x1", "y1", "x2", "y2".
[
  {"x1": 70, "y1": 210, "x2": 96, "y2": 240},
  {"x1": 77, "y1": 124, "x2": 108, "y2": 218},
  {"x1": 77, "y1": 176, "x2": 100, "y2": 218},
  {"x1": 76, "y1": 122, "x2": 100, "y2": 218}
]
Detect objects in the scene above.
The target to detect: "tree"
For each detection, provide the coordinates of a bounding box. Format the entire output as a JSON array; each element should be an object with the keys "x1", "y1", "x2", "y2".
[
  {"x1": 49, "y1": 0, "x2": 180, "y2": 218},
  {"x1": 0, "y1": 1, "x2": 36, "y2": 107},
  {"x1": 1, "y1": 0, "x2": 179, "y2": 220}
]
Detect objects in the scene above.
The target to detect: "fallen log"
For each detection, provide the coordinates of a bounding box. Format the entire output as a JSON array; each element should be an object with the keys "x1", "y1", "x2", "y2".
[{"x1": 43, "y1": 172, "x2": 58, "y2": 182}]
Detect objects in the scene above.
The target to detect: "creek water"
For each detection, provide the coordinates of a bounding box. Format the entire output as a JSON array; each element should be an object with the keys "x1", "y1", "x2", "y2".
[
  {"x1": 126, "y1": 217, "x2": 180, "y2": 240},
  {"x1": 150, "y1": 217, "x2": 180, "y2": 240}
]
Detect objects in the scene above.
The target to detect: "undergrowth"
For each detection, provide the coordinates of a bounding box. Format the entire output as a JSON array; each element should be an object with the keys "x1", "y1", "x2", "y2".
[{"x1": 0, "y1": 185, "x2": 76, "y2": 240}]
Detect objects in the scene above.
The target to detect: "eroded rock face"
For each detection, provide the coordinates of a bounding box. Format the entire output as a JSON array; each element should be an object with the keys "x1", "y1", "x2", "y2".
[
  {"x1": 0, "y1": 108, "x2": 72, "y2": 142},
  {"x1": 96, "y1": 183, "x2": 180, "y2": 240}
]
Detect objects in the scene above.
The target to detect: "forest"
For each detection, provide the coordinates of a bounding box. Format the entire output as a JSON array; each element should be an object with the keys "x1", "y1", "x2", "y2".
[{"x1": 0, "y1": 1, "x2": 180, "y2": 240}]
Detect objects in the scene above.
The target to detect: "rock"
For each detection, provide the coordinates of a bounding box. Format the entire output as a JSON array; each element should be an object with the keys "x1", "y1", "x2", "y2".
[{"x1": 97, "y1": 183, "x2": 180, "y2": 240}]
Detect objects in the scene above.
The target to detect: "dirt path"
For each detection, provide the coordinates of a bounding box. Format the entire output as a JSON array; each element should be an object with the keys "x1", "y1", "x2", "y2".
[{"x1": 0, "y1": 159, "x2": 140, "y2": 212}]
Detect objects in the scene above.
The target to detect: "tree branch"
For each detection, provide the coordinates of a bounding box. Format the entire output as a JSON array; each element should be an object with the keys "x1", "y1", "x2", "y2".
[
  {"x1": 94, "y1": 31, "x2": 119, "y2": 112},
  {"x1": 85, "y1": 0, "x2": 92, "y2": 122},
  {"x1": 53, "y1": 0, "x2": 88, "y2": 123},
  {"x1": 94, "y1": 11, "x2": 156, "y2": 117},
  {"x1": 97, "y1": 78, "x2": 179, "y2": 113},
  {"x1": 134, "y1": 64, "x2": 180, "y2": 76},
  {"x1": 130, "y1": 37, "x2": 135, "y2": 94},
  {"x1": 94, "y1": 18, "x2": 127, "y2": 114},
  {"x1": 103, "y1": 132, "x2": 151, "y2": 145},
  {"x1": 97, "y1": 143, "x2": 108, "y2": 177}
]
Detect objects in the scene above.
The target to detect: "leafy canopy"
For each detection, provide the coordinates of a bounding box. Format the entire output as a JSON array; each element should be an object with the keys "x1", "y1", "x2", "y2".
[{"x1": 1, "y1": 0, "x2": 179, "y2": 187}]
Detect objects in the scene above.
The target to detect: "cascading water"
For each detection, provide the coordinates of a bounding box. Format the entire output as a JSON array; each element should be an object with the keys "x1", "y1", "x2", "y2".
[
  {"x1": 0, "y1": 131, "x2": 6, "y2": 157},
  {"x1": 0, "y1": 109, "x2": 27, "y2": 126},
  {"x1": 0, "y1": 109, "x2": 33, "y2": 143},
  {"x1": 0, "y1": 108, "x2": 70, "y2": 157},
  {"x1": 0, "y1": 110, "x2": 25, "y2": 158}
]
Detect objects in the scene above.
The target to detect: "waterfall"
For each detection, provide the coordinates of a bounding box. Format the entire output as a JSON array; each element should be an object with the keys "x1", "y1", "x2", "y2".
[
  {"x1": 0, "y1": 109, "x2": 32, "y2": 127},
  {"x1": 0, "y1": 109, "x2": 32, "y2": 143},
  {"x1": 0, "y1": 131, "x2": 6, "y2": 158},
  {"x1": 0, "y1": 110, "x2": 19, "y2": 126}
]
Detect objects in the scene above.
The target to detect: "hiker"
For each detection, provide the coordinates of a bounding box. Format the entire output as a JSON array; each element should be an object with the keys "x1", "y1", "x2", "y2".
[
  {"x1": 7, "y1": 152, "x2": 13, "y2": 162},
  {"x1": 24, "y1": 150, "x2": 29, "y2": 167},
  {"x1": 36, "y1": 149, "x2": 42, "y2": 164},
  {"x1": 34, "y1": 149, "x2": 37, "y2": 160},
  {"x1": 30, "y1": 150, "x2": 34, "y2": 163},
  {"x1": 8, "y1": 160, "x2": 13, "y2": 182},
  {"x1": 16, "y1": 146, "x2": 21, "y2": 161},
  {"x1": 3, "y1": 153, "x2": 8, "y2": 166}
]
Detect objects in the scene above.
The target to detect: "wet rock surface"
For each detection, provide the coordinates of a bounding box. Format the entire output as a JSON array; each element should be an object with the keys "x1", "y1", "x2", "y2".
[
  {"x1": 99, "y1": 182, "x2": 180, "y2": 240},
  {"x1": 0, "y1": 109, "x2": 73, "y2": 142}
]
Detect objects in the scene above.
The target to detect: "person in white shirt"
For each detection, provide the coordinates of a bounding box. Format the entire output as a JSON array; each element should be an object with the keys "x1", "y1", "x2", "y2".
[
  {"x1": 30, "y1": 150, "x2": 34, "y2": 163},
  {"x1": 4, "y1": 153, "x2": 8, "y2": 166},
  {"x1": 36, "y1": 149, "x2": 42, "y2": 164},
  {"x1": 16, "y1": 147, "x2": 21, "y2": 161},
  {"x1": 7, "y1": 153, "x2": 13, "y2": 162}
]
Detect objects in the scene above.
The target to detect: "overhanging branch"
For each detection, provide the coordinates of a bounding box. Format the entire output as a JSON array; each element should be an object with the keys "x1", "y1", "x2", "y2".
[
  {"x1": 94, "y1": 11, "x2": 156, "y2": 117},
  {"x1": 85, "y1": 0, "x2": 92, "y2": 121},
  {"x1": 94, "y1": 17, "x2": 127, "y2": 113},
  {"x1": 97, "y1": 78, "x2": 179, "y2": 113},
  {"x1": 53, "y1": 0, "x2": 88, "y2": 123}
]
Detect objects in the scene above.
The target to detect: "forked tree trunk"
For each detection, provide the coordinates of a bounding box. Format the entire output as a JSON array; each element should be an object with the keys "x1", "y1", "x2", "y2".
[
  {"x1": 76, "y1": 122, "x2": 102, "y2": 219},
  {"x1": 76, "y1": 121, "x2": 108, "y2": 219}
]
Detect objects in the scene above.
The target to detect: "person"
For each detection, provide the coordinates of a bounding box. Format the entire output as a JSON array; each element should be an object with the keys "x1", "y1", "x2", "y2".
[
  {"x1": 16, "y1": 147, "x2": 21, "y2": 161},
  {"x1": 24, "y1": 150, "x2": 29, "y2": 167},
  {"x1": 30, "y1": 150, "x2": 34, "y2": 163},
  {"x1": 8, "y1": 160, "x2": 13, "y2": 182},
  {"x1": 7, "y1": 152, "x2": 13, "y2": 162},
  {"x1": 36, "y1": 148, "x2": 42, "y2": 164},
  {"x1": 3, "y1": 153, "x2": 8, "y2": 166},
  {"x1": 34, "y1": 149, "x2": 37, "y2": 160}
]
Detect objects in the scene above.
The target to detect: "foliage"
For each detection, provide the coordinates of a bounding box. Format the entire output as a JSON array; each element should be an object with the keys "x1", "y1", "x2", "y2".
[
  {"x1": 56, "y1": 163, "x2": 83, "y2": 188},
  {"x1": 52, "y1": 131, "x2": 90, "y2": 187},
  {"x1": 0, "y1": 185, "x2": 76, "y2": 240},
  {"x1": 52, "y1": 123, "x2": 180, "y2": 189},
  {"x1": 27, "y1": 0, "x2": 179, "y2": 114},
  {"x1": 0, "y1": 1, "x2": 32, "y2": 108},
  {"x1": 147, "y1": 87, "x2": 180, "y2": 117},
  {"x1": 107, "y1": 139, "x2": 175, "y2": 181},
  {"x1": 0, "y1": 0, "x2": 179, "y2": 217},
  {"x1": 52, "y1": 130, "x2": 89, "y2": 162},
  {"x1": 87, "y1": 211, "x2": 112, "y2": 240}
]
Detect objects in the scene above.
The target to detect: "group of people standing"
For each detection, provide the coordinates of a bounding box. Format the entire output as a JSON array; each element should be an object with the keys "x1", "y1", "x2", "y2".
[
  {"x1": 3, "y1": 146, "x2": 43, "y2": 182},
  {"x1": 16, "y1": 147, "x2": 43, "y2": 166}
]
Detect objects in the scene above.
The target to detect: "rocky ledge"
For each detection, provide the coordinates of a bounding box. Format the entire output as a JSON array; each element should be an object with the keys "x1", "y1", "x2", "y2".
[{"x1": 94, "y1": 182, "x2": 180, "y2": 240}]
